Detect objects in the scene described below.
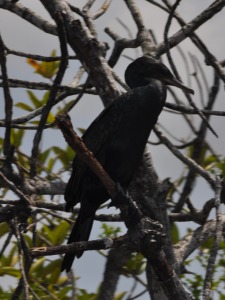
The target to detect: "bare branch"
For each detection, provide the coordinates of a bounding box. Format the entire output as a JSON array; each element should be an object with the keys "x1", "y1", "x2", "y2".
[
  {"x1": 6, "y1": 48, "x2": 76, "y2": 61},
  {"x1": 175, "y1": 215, "x2": 225, "y2": 263},
  {"x1": 0, "y1": 34, "x2": 13, "y2": 156},
  {"x1": 125, "y1": 0, "x2": 154, "y2": 54},
  {"x1": 154, "y1": 126, "x2": 216, "y2": 189},
  {"x1": 0, "y1": 0, "x2": 57, "y2": 35},
  {"x1": 203, "y1": 177, "x2": 223, "y2": 299},
  {"x1": 30, "y1": 235, "x2": 125, "y2": 257},
  {"x1": 156, "y1": 0, "x2": 225, "y2": 56},
  {"x1": 56, "y1": 112, "x2": 117, "y2": 198},
  {"x1": 0, "y1": 170, "x2": 34, "y2": 206},
  {"x1": 165, "y1": 102, "x2": 225, "y2": 116},
  {"x1": 162, "y1": 0, "x2": 225, "y2": 83},
  {"x1": 30, "y1": 10, "x2": 69, "y2": 177}
]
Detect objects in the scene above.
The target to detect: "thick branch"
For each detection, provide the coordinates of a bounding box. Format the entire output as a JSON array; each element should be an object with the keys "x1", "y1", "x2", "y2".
[
  {"x1": 40, "y1": 0, "x2": 120, "y2": 107},
  {"x1": 30, "y1": 236, "x2": 125, "y2": 257},
  {"x1": 0, "y1": 0, "x2": 57, "y2": 35},
  {"x1": 174, "y1": 215, "x2": 225, "y2": 263},
  {"x1": 55, "y1": 112, "x2": 117, "y2": 198}
]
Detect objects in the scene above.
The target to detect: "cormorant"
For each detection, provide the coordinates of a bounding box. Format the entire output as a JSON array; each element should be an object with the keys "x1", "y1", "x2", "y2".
[{"x1": 61, "y1": 56, "x2": 194, "y2": 272}]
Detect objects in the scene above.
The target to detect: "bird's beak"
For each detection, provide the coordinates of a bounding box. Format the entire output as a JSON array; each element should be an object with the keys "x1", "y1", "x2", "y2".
[{"x1": 164, "y1": 77, "x2": 194, "y2": 95}]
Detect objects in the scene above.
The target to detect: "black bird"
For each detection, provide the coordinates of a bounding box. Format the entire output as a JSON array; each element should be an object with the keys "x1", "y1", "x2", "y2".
[{"x1": 61, "y1": 56, "x2": 194, "y2": 272}]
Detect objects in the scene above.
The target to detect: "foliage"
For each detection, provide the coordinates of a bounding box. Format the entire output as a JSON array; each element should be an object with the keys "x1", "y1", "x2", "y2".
[
  {"x1": 0, "y1": 1, "x2": 225, "y2": 300},
  {"x1": 27, "y1": 50, "x2": 60, "y2": 79},
  {"x1": 0, "y1": 55, "x2": 129, "y2": 299}
]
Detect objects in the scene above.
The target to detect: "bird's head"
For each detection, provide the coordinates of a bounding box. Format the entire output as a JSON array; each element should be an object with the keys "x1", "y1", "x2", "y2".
[{"x1": 125, "y1": 56, "x2": 194, "y2": 94}]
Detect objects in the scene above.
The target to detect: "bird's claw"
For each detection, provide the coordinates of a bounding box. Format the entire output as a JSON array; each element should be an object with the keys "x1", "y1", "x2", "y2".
[{"x1": 108, "y1": 183, "x2": 129, "y2": 209}]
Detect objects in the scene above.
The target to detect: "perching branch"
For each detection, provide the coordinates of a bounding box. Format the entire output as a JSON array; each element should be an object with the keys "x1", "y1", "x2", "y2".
[{"x1": 30, "y1": 236, "x2": 125, "y2": 257}]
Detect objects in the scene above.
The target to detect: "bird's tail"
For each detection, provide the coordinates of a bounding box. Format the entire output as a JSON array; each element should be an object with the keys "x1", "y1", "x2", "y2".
[{"x1": 61, "y1": 211, "x2": 94, "y2": 272}]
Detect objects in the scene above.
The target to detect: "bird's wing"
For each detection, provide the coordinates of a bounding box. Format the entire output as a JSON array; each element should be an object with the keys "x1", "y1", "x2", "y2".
[
  {"x1": 65, "y1": 91, "x2": 131, "y2": 209},
  {"x1": 82, "y1": 95, "x2": 127, "y2": 151}
]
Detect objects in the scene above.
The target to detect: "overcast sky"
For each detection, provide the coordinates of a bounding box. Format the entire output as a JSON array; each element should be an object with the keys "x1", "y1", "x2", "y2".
[{"x1": 0, "y1": 1, "x2": 225, "y2": 298}]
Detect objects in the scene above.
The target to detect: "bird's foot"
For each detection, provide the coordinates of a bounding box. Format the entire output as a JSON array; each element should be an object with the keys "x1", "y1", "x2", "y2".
[
  {"x1": 108, "y1": 182, "x2": 129, "y2": 209},
  {"x1": 108, "y1": 183, "x2": 143, "y2": 227}
]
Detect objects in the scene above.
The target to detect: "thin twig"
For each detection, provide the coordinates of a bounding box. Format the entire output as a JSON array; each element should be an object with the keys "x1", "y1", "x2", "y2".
[
  {"x1": 157, "y1": 0, "x2": 225, "y2": 58},
  {"x1": 163, "y1": 0, "x2": 218, "y2": 138},
  {"x1": 161, "y1": 0, "x2": 225, "y2": 83},
  {"x1": 153, "y1": 126, "x2": 216, "y2": 189},
  {"x1": 14, "y1": 219, "x2": 30, "y2": 299},
  {"x1": 0, "y1": 77, "x2": 96, "y2": 93},
  {"x1": 189, "y1": 53, "x2": 205, "y2": 107},
  {"x1": 175, "y1": 70, "x2": 220, "y2": 211},
  {"x1": 6, "y1": 48, "x2": 76, "y2": 61},
  {"x1": 0, "y1": 232, "x2": 13, "y2": 258},
  {"x1": 202, "y1": 176, "x2": 223, "y2": 300},
  {"x1": 0, "y1": 1, "x2": 57, "y2": 35},
  {"x1": 165, "y1": 102, "x2": 225, "y2": 116},
  {"x1": 93, "y1": 0, "x2": 112, "y2": 19},
  {"x1": 0, "y1": 34, "x2": 13, "y2": 156},
  {"x1": 124, "y1": 0, "x2": 153, "y2": 54},
  {"x1": 164, "y1": 0, "x2": 181, "y2": 79},
  {"x1": 0, "y1": 170, "x2": 34, "y2": 205},
  {"x1": 30, "y1": 10, "x2": 69, "y2": 177}
]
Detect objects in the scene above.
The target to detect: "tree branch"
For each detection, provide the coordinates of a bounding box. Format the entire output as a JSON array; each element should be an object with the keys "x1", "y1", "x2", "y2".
[
  {"x1": 30, "y1": 10, "x2": 69, "y2": 177},
  {"x1": 156, "y1": 0, "x2": 225, "y2": 56},
  {"x1": 0, "y1": 0, "x2": 57, "y2": 35},
  {"x1": 154, "y1": 126, "x2": 216, "y2": 189}
]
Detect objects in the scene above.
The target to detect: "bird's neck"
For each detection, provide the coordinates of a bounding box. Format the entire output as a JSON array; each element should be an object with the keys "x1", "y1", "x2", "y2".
[
  {"x1": 145, "y1": 79, "x2": 167, "y2": 104},
  {"x1": 135, "y1": 79, "x2": 167, "y2": 123}
]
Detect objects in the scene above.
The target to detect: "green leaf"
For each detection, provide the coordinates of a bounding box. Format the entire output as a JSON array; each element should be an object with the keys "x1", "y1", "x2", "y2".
[
  {"x1": 78, "y1": 127, "x2": 86, "y2": 135},
  {"x1": 51, "y1": 49, "x2": 56, "y2": 57},
  {"x1": 0, "y1": 289, "x2": 13, "y2": 300},
  {"x1": 27, "y1": 50, "x2": 60, "y2": 79},
  {"x1": 114, "y1": 291, "x2": 127, "y2": 300},
  {"x1": 10, "y1": 129, "x2": 24, "y2": 147},
  {"x1": 40, "y1": 148, "x2": 51, "y2": 164},
  {"x1": 27, "y1": 90, "x2": 42, "y2": 108},
  {"x1": 77, "y1": 289, "x2": 97, "y2": 300},
  {"x1": 58, "y1": 286, "x2": 73, "y2": 298},
  {"x1": 0, "y1": 223, "x2": 10, "y2": 238},
  {"x1": 123, "y1": 253, "x2": 145, "y2": 276},
  {"x1": 1, "y1": 245, "x2": 18, "y2": 267},
  {"x1": 39, "y1": 224, "x2": 54, "y2": 245},
  {"x1": 47, "y1": 111, "x2": 55, "y2": 123},
  {"x1": 171, "y1": 223, "x2": 179, "y2": 244},
  {"x1": 58, "y1": 99, "x2": 75, "y2": 112},
  {"x1": 0, "y1": 267, "x2": 21, "y2": 278},
  {"x1": 42, "y1": 259, "x2": 61, "y2": 284},
  {"x1": 47, "y1": 157, "x2": 56, "y2": 172},
  {"x1": 51, "y1": 221, "x2": 71, "y2": 244},
  {"x1": 30, "y1": 258, "x2": 45, "y2": 274},
  {"x1": 40, "y1": 91, "x2": 50, "y2": 106},
  {"x1": 99, "y1": 223, "x2": 121, "y2": 238},
  {"x1": 57, "y1": 275, "x2": 69, "y2": 286},
  {"x1": 201, "y1": 237, "x2": 213, "y2": 250},
  {"x1": 15, "y1": 102, "x2": 33, "y2": 111},
  {"x1": 52, "y1": 146, "x2": 75, "y2": 167}
]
